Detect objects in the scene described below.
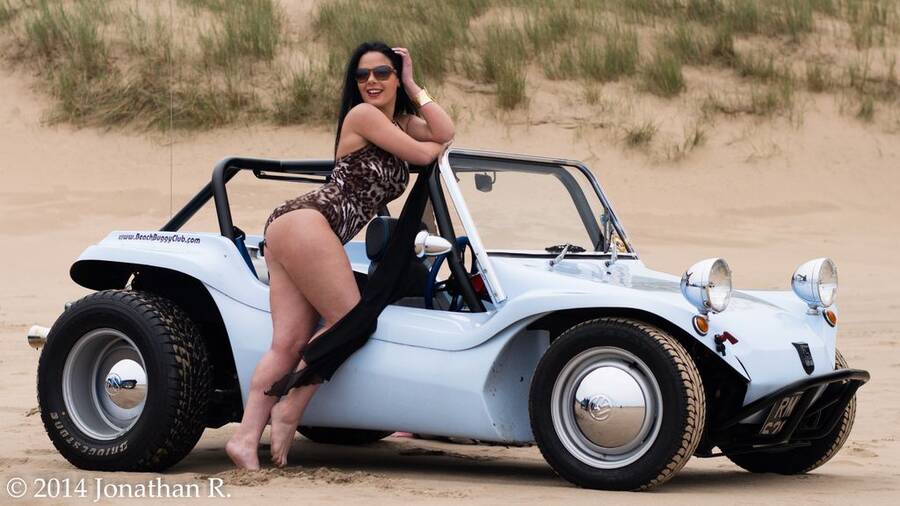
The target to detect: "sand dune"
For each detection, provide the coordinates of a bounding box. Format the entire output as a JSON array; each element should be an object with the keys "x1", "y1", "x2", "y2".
[{"x1": 1, "y1": 52, "x2": 899, "y2": 504}]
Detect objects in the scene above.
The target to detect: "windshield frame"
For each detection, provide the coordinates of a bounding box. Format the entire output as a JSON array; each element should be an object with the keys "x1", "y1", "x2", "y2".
[{"x1": 443, "y1": 147, "x2": 637, "y2": 259}]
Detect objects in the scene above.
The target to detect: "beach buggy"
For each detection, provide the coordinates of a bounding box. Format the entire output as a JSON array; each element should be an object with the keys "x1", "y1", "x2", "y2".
[{"x1": 30, "y1": 147, "x2": 869, "y2": 490}]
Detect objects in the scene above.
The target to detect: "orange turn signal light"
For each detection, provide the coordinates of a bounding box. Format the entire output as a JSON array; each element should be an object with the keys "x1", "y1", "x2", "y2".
[
  {"x1": 692, "y1": 315, "x2": 709, "y2": 335},
  {"x1": 823, "y1": 309, "x2": 837, "y2": 327}
]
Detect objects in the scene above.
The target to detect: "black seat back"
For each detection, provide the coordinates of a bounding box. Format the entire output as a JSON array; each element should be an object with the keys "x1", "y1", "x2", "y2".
[
  {"x1": 365, "y1": 216, "x2": 430, "y2": 300},
  {"x1": 366, "y1": 216, "x2": 398, "y2": 262}
]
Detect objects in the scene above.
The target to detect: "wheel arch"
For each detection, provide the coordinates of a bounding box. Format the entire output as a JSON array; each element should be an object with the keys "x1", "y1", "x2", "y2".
[
  {"x1": 70, "y1": 260, "x2": 242, "y2": 427},
  {"x1": 525, "y1": 307, "x2": 748, "y2": 444}
]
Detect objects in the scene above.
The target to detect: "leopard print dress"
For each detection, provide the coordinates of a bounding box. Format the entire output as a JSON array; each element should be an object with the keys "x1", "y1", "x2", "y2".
[{"x1": 263, "y1": 140, "x2": 409, "y2": 244}]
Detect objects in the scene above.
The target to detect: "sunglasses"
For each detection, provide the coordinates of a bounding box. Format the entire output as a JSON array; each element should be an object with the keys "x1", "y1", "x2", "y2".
[{"x1": 354, "y1": 65, "x2": 396, "y2": 83}]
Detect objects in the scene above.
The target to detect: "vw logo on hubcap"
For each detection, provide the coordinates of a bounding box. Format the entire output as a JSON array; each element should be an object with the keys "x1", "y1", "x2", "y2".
[
  {"x1": 588, "y1": 394, "x2": 613, "y2": 421},
  {"x1": 105, "y1": 373, "x2": 124, "y2": 396}
]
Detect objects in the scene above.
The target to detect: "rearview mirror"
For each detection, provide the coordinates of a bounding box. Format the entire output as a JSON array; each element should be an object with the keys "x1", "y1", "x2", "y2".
[
  {"x1": 414, "y1": 230, "x2": 453, "y2": 258},
  {"x1": 475, "y1": 171, "x2": 496, "y2": 192}
]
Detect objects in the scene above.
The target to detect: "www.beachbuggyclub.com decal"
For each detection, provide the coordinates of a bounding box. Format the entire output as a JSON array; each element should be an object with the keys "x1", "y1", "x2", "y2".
[{"x1": 117, "y1": 233, "x2": 201, "y2": 245}]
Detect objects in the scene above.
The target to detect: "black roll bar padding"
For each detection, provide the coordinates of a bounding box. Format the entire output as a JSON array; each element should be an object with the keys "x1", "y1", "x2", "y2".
[{"x1": 428, "y1": 169, "x2": 486, "y2": 313}]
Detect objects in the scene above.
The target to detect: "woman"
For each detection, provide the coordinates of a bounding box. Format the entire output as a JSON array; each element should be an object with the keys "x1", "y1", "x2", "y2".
[{"x1": 226, "y1": 41, "x2": 455, "y2": 469}]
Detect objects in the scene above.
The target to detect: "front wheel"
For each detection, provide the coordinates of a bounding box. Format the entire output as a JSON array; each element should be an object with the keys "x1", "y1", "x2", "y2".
[
  {"x1": 725, "y1": 349, "x2": 857, "y2": 474},
  {"x1": 529, "y1": 318, "x2": 706, "y2": 490}
]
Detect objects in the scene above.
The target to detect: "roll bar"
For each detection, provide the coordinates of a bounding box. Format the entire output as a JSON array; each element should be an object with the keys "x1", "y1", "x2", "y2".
[{"x1": 161, "y1": 157, "x2": 335, "y2": 239}]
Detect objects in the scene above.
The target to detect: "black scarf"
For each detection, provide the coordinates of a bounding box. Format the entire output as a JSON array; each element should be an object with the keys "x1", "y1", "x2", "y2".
[{"x1": 265, "y1": 162, "x2": 434, "y2": 397}]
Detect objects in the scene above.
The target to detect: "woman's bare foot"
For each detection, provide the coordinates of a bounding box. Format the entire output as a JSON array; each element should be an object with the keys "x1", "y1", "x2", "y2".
[
  {"x1": 269, "y1": 400, "x2": 300, "y2": 467},
  {"x1": 226, "y1": 434, "x2": 260, "y2": 470}
]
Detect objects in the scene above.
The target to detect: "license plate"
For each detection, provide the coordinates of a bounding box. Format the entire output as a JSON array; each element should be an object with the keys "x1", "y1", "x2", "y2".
[{"x1": 759, "y1": 392, "x2": 803, "y2": 435}]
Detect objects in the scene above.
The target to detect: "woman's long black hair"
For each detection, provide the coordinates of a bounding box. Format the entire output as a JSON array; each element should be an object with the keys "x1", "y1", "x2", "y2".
[{"x1": 334, "y1": 41, "x2": 418, "y2": 157}]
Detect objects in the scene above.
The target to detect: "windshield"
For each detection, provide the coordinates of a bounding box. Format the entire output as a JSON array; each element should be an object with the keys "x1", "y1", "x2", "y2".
[{"x1": 446, "y1": 151, "x2": 634, "y2": 255}]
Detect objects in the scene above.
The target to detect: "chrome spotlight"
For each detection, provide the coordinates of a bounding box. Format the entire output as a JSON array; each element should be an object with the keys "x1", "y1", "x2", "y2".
[
  {"x1": 791, "y1": 257, "x2": 838, "y2": 313},
  {"x1": 680, "y1": 258, "x2": 733, "y2": 314}
]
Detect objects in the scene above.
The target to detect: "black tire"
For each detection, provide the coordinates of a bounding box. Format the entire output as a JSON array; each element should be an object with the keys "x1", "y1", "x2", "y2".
[
  {"x1": 298, "y1": 426, "x2": 393, "y2": 445},
  {"x1": 529, "y1": 318, "x2": 706, "y2": 491},
  {"x1": 37, "y1": 289, "x2": 211, "y2": 471},
  {"x1": 725, "y1": 349, "x2": 857, "y2": 474}
]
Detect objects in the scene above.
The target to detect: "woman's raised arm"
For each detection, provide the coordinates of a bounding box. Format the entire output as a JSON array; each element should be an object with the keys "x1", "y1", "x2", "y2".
[
  {"x1": 393, "y1": 47, "x2": 455, "y2": 143},
  {"x1": 343, "y1": 103, "x2": 445, "y2": 166}
]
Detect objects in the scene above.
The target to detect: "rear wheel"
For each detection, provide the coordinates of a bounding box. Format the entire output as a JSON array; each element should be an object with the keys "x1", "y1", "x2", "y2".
[
  {"x1": 37, "y1": 290, "x2": 211, "y2": 471},
  {"x1": 529, "y1": 318, "x2": 705, "y2": 490},
  {"x1": 298, "y1": 426, "x2": 393, "y2": 445},
  {"x1": 725, "y1": 349, "x2": 857, "y2": 474}
]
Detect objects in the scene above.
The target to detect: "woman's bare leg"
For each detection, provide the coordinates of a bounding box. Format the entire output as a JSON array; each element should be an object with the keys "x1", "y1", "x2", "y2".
[
  {"x1": 225, "y1": 218, "x2": 320, "y2": 469},
  {"x1": 268, "y1": 330, "x2": 326, "y2": 467},
  {"x1": 265, "y1": 210, "x2": 362, "y2": 467}
]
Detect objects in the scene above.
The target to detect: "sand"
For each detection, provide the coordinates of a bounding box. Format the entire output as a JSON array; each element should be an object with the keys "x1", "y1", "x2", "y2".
[{"x1": 1, "y1": 56, "x2": 899, "y2": 505}]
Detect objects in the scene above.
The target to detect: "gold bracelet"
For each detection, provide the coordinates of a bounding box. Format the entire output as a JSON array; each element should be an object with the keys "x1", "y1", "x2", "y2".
[{"x1": 414, "y1": 88, "x2": 433, "y2": 108}]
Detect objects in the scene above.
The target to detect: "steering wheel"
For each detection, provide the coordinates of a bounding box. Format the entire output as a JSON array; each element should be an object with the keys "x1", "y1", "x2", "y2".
[{"x1": 424, "y1": 236, "x2": 476, "y2": 310}]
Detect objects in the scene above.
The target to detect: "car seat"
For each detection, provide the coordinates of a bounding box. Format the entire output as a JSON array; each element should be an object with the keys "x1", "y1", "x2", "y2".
[{"x1": 365, "y1": 216, "x2": 431, "y2": 302}]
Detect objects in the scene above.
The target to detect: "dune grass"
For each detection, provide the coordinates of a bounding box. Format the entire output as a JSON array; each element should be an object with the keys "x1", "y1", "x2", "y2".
[
  {"x1": 522, "y1": 6, "x2": 578, "y2": 52},
  {"x1": 665, "y1": 120, "x2": 708, "y2": 161},
  {"x1": 846, "y1": 0, "x2": 897, "y2": 49},
  {"x1": 857, "y1": 95, "x2": 875, "y2": 120},
  {"x1": 805, "y1": 62, "x2": 833, "y2": 92},
  {"x1": 1, "y1": 0, "x2": 16, "y2": 27},
  {"x1": 178, "y1": 0, "x2": 230, "y2": 11},
  {"x1": 702, "y1": 78, "x2": 796, "y2": 118},
  {"x1": 593, "y1": 27, "x2": 641, "y2": 80},
  {"x1": 661, "y1": 20, "x2": 740, "y2": 67},
  {"x1": 12, "y1": 0, "x2": 271, "y2": 129},
  {"x1": 749, "y1": 80, "x2": 796, "y2": 116},
  {"x1": 495, "y1": 64, "x2": 527, "y2": 110},
  {"x1": 845, "y1": 52, "x2": 898, "y2": 113},
  {"x1": 544, "y1": 26, "x2": 639, "y2": 81},
  {"x1": 199, "y1": 0, "x2": 284, "y2": 68},
  {"x1": 663, "y1": 22, "x2": 709, "y2": 64},
  {"x1": 272, "y1": 67, "x2": 339, "y2": 125},
  {"x1": 734, "y1": 50, "x2": 793, "y2": 82},
  {"x1": 623, "y1": 121, "x2": 658, "y2": 147},
  {"x1": 479, "y1": 24, "x2": 526, "y2": 83},
  {"x1": 1, "y1": 0, "x2": 898, "y2": 130},
  {"x1": 642, "y1": 50, "x2": 685, "y2": 97},
  {"x1": 315, "y1": 0, "x2": 487, "y2": 80},
  {"x1": 23, "y1": 0, "x2": 110, "y2": 78},
  {"x1": 51, "y1": 69, "x2": 253, "y2": 129},
  {"x1": 475, "y1": 24, "x2": 528, "y2": 108}
]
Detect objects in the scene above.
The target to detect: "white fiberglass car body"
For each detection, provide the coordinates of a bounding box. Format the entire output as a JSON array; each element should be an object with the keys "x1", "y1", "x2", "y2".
[{"x1": 34, "y1": 148, "x2": 868, "y2": 490}]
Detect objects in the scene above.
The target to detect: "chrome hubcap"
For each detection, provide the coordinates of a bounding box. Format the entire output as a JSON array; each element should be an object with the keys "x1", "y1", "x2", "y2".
[
  {"x1": 62, "y1": 329, "x2": 147, "y2": 440},
  {"x1": 551, "y1": 347, "x2": 662, "y2": 469}
]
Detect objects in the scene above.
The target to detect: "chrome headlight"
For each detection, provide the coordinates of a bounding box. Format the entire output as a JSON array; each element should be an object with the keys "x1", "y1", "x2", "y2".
[
  {"x1": 791, "y1": 258, "x2": 838, "y2": 311},
  {"x1": 680, "y1": 258, "x2": 733, "y2": 314}
]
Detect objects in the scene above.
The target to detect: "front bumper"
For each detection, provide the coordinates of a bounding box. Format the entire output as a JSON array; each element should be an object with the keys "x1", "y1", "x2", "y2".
[{"x1": 708, "y1": 368, "x2": 870, "y2": 454}]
